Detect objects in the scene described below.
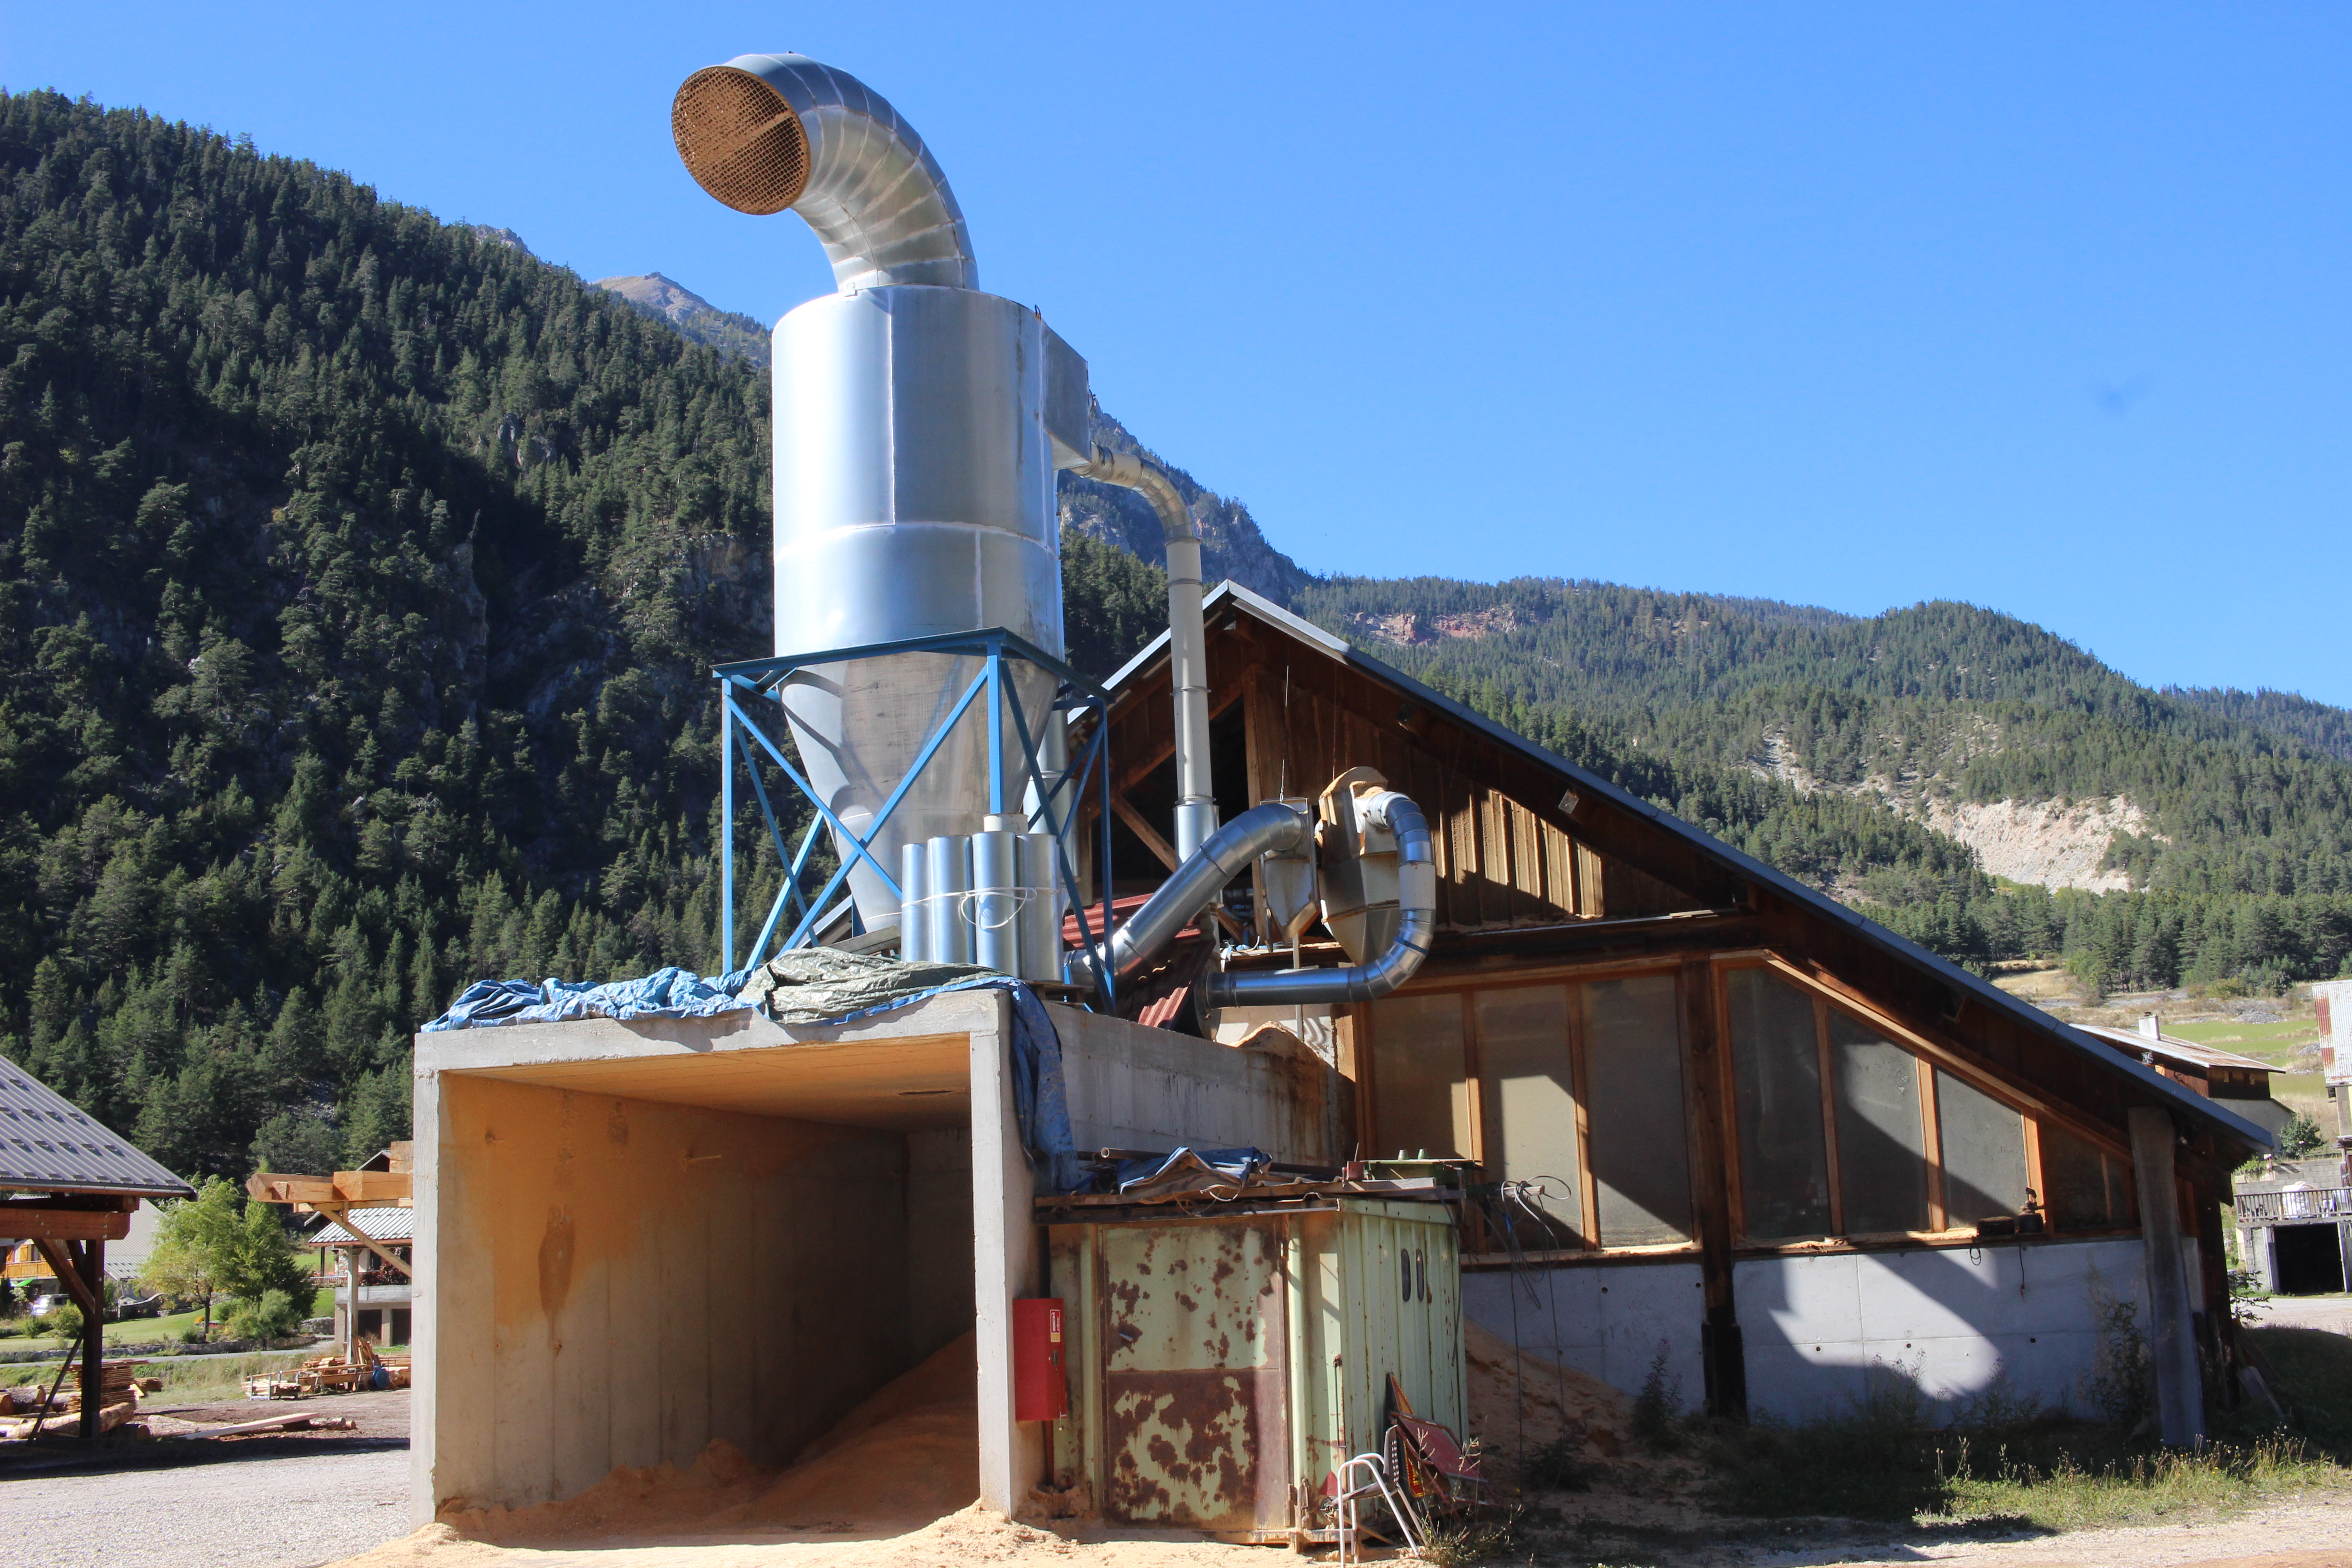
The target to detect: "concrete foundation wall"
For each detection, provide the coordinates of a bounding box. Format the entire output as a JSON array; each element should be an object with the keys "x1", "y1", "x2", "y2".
[
  {"x1": 1058, "y1": 1009, "x2": 1349, "y2": 1164},
  {"x1": 425, "y1": 1077, "x2": 929, "y2": 1513},
  {"x1": 1735, "y1": 1237, "x2": 2151, "y2": 1424},
  {"x1": 908, "y1": 1126, "x2": 976, "y2": 1360},
  {"x1": 1462, "y1": 1261, "x2": 1708, "y2": 1414}
]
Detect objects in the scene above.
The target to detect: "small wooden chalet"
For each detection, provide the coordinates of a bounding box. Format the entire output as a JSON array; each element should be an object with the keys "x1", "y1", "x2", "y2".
[
  {"x1": 1084, "y1": 583, "x2": 2267, "y2": 1441},
  {"x1": 2078, "y1": 1017, "x2": 2287, "y2": 1138}
]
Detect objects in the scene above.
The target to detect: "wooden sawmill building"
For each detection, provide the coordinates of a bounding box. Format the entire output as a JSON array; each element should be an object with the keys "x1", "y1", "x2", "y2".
[{"x1": 1084, "y1": 583, "x2": 2266, "y2": 1436}]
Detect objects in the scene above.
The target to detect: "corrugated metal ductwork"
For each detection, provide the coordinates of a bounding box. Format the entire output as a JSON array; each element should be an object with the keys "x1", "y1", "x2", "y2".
[{"x1": 673, "y1": 53, "x2": 977, "y2": 292}]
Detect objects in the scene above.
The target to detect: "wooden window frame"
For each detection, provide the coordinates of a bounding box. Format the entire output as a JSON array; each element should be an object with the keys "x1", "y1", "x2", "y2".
[
  {"x1": 1389, "y1": 963, "x2": 1699, "y2": 1258},
  {"x1": 1715, "y1": 955, "x2": 2115, "y2": 1251}
]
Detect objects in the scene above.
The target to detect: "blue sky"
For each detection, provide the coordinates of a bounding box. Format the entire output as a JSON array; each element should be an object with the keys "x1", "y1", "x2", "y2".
[{"x1": 7, "y1": 3, "x2": 2347, "y2": 703}]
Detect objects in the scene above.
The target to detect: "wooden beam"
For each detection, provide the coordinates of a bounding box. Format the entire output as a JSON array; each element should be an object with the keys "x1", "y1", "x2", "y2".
[
  {"x1": 1679, "y1": 955, "x2": 1744, "y2": 1419},
  {"x1": 330, "y1": 1171, "x2": 413, "y2": 1204},
  {"x1": 247, "y1": 1174, "x2": 337, "y2": 1205},
  {"x1": 1109, "y1": 792, "x2": 1181, "y2": 873},
  {"x1": 0, "y1": 1205, "x2": 132, "y2": 1241},
  {"x1": 30, "y1": 1237, "x2": 99, "y2": 1316}
]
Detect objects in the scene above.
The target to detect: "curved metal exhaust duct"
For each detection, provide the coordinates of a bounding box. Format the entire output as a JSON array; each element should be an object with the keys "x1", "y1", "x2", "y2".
[
  {"x1": 1109, "y1": 791, "x2": 1437, "y2": 1008},
  {"x1": 673, "y1": 54, "x2": 977, "y2": 292}
]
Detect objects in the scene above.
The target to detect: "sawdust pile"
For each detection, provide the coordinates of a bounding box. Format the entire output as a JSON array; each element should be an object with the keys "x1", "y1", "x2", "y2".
[
  {"x1": 723, "y1": 1332, "x2": 980, "y2": 1528},
  {"x1": 1462, "y1": 1317, "x2": 1637, "y2": 1474},
  {"x1": 335, "y1": 1504, "x2": 1263, "y2": 1568},
  {"x1": 436, "y1": 1333, "x2": 980, "y2": 1546}
]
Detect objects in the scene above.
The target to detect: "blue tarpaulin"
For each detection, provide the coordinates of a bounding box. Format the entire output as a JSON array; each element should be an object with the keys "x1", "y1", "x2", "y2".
[{"x1": 420, "y1": 967, "x2": 753, "y2": 1030}]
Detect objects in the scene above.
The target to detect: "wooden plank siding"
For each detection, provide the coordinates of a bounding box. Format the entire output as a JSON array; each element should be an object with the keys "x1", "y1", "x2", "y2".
[{"x1": 1091, "y1": 619, "x2": 1710, "y2": 933}]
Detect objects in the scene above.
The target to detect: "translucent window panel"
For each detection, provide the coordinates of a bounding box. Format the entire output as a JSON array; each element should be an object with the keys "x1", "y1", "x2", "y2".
[
  {"x1": 1726, "y1": 968, "x2": 1832, "y2": 1241},
  {"x1": 1581, "y1": 975, "x2": 1691, "y2": 1246},
  {"x1": 1828, "y1": 1012, "x2": 1930, "y2": 1235},
  {"x1": 1937, "y1": 1070, "x2": 2029, "y2": 1225},
  {"x1": 1474, "y1": 985, "x2": 1580, "y2": 1242},
  {"x1": 1370, "y1": 991, "x2": 1471, "y2": 1159},
  {"x1": 2039, "y1": 1122, "x2": 2136, "y2": 1230}
]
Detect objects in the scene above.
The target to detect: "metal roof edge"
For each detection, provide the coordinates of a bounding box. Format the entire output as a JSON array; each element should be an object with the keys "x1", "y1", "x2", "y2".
[{"x1": 1112, "y1": 585, "x2": 2269, "y2": 1152}]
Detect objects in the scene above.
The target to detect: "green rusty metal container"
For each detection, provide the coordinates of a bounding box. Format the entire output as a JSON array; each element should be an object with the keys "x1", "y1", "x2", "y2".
[{"x1": 1045, "y1": 1196, "x2": 1463, "y2": 1539}]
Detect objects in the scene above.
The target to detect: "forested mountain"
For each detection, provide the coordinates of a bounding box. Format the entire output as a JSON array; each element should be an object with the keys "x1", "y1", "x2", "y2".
[
  {"x1": 1288, "y1": 577, "x2": 2352, "y2": 990},
  {"x1": 0, "y1": 91, "x2": 800, "y2": 1178},
  {"x1": 1, "y1": 90, "x2": 2343, "y2": 1186}
]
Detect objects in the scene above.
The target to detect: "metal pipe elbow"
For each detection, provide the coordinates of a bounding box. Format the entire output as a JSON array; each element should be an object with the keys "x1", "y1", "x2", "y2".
[
  {"x1": 1072, "y1": 446, "x2": 1199, "y2": 547},
  {"x1": 1198, "y1": 789, "x2": 1438, "y2": 1010},
  {"x1": 673, "y1": 54, "x2": 978, "y2": 292},
  {"x1": 1109, "y1": 802, "x2": 1313, "y2": 980}
]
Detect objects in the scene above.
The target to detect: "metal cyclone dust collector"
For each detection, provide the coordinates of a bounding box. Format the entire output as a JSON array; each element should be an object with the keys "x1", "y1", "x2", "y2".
[{"x1": 674, "y1": 55, "x2": 1092, "y2": 938}]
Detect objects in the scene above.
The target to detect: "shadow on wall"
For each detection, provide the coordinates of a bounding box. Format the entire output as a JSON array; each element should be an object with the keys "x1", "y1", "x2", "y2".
[
  {"x1": 1732, "y1": 1239, "x2": 2155, "y2": 1426},
  {"x1": 1464, "y1": 1240, "x2": 2156, "y2": 1427}
]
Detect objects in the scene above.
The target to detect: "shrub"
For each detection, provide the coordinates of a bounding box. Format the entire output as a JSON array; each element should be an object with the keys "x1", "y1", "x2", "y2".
[
  {"x1": 223, "y1": 1289, "x2": 302, "y2": 1343},
  {"x1": 1632, "y1": 1343, "x2": 1684, "y2": 1453},
  {"x1": 2085, "y1": 1297, "x2": 2152, "y2": 1431},
  {"x1": 44, "y1": 1301, "x2": 84, "y2": 1343},
  {"x1": 1522, "y1": 1433, "x2": 1595, "y2": 1491}
]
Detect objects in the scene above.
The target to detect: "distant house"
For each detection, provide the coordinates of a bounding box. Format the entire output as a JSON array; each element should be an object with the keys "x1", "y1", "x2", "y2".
[
  {"x1": 2077, "y1": 1016, "x2": 2291, "y2": 1138},
  {"x1": 305, "y1": 1204, "x2": 413, "y2": 1348},
  {"x1": 253, "y1": 1142, "x2": 416, "y2": 1353}
]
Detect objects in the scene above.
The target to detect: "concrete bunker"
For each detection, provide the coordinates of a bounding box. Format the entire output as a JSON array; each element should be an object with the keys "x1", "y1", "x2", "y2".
[{"x1": 412, "y1": 990, "x2": 1353, "y2": 1529}]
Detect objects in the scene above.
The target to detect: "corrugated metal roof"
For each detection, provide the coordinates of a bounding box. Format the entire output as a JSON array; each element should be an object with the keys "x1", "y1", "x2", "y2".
[
  {"x1": 308, "y1": 1206, "x2": 414, "y2": 1243},
  {"x1": 2076, "y1": 1024, "x2": 2275, "y2": 1075},
  {"x1": 0, "y1": 1062, "x2": 194, "y2": 1199},
  {"x1": 1106, "y1": 582, "x2": 2271, "y2": 1152}
]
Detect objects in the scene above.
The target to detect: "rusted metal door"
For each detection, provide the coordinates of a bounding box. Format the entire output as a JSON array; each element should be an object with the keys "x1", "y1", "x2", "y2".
[{"x1": 1098, "y1": 1219, "x2": 1289, "y2": 1530}]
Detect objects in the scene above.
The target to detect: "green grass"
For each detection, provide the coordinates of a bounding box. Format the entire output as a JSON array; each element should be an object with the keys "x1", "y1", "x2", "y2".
[
  {"x1": 2168, "y1": 1019, "x2": 2322, "y2": 1052},
  {"x1": 0, "y1": 1288, "x2": 333, "y2": 1352},
  {"x1": 1688, "y1": 1329, "x2": 2352, "y2": 1533}
]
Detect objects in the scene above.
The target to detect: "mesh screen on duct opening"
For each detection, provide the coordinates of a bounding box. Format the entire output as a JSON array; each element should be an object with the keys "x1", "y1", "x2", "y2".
[{"x1": 673, "y1": 68, "x2": 810, "y2": 215}]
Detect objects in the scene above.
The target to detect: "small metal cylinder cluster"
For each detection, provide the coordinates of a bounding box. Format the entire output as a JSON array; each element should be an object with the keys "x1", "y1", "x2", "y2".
[{"x1": 899, "y1": 819, "x2": 1063, "y2": 981}]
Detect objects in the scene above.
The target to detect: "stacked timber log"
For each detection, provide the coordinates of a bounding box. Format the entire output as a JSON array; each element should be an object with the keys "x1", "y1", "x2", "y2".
[
  {"x1": 0, "y1": 1362, "x2": 159, "y2": 1439},
  {"x1": 245, "y1": 1339, "x2": 411, "y2": 1398}
]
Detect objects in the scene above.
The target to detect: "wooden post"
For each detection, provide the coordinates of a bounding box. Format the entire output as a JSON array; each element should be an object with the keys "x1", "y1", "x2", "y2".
[
  {"x1": 78, "y1": 1238, "x2": 103, "y2": 1441},
  {"x1": 1682, "y1": 957, "x2": 1745, "y2": 1420},
  {"x1": 343, "y1": 1246, "x2": 357, "y2": 1362},
  {"x1": 2129, "y1": 1107, "x2": 2205, "y2": 1446}
]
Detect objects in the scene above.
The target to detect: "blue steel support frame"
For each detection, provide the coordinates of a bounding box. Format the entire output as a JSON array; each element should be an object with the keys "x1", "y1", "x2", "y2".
[{"x1": 713, "y1": 628, "x2": 1118, "y2": 1009}]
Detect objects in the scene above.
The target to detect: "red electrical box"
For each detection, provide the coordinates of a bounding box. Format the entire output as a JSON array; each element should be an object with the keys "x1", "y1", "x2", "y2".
[{"x1": 1012, "y1": 1297, "x2": 1068, "y2": 1421}]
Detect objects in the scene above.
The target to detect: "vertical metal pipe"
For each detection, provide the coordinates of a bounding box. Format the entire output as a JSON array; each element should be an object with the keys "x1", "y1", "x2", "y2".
[
  {"x1": 927, "y1": 834, "x2": 973, "y2": 965},
  {"x1": 1069, "y1": 446, "x2": 1217, "y2": 860},
  {"x1": 972, "y1": 825, "x2": 1021, "y2": 975},
  {"x1": 720, "y1": 686, "x2": 735, "y2": 972},
  {"x1": 900, "y1": 842, "x2": 932, "y2": 962},
  {"x1": 1017, "y1": 832, "x2": 1062, "y2": 983}
]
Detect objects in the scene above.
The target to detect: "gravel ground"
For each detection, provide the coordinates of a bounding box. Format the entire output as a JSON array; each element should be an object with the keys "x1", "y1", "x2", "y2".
[
  {"x1": 2248, "y1": 1294, "x2": 2352, "y2": 1335},
  {"x1": 0, "y1": 1389, "x2": 411, "y2": 1568}
]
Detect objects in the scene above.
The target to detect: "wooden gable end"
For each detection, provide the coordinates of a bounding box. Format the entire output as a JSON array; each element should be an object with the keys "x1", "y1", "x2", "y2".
[{"x1": 1097, "y1": 612, "x2": 1739, "y2": 934}]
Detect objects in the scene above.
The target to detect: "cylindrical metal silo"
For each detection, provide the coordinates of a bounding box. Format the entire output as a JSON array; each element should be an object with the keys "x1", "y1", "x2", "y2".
[{"x1": 772, "y1": 286, "x2": 1063, "y2": 932}]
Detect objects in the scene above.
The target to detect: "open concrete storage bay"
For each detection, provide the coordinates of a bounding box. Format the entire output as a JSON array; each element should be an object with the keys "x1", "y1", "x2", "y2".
[{"x1": 410, "y1": 990, "x2": 1351, "y2": 1528}]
